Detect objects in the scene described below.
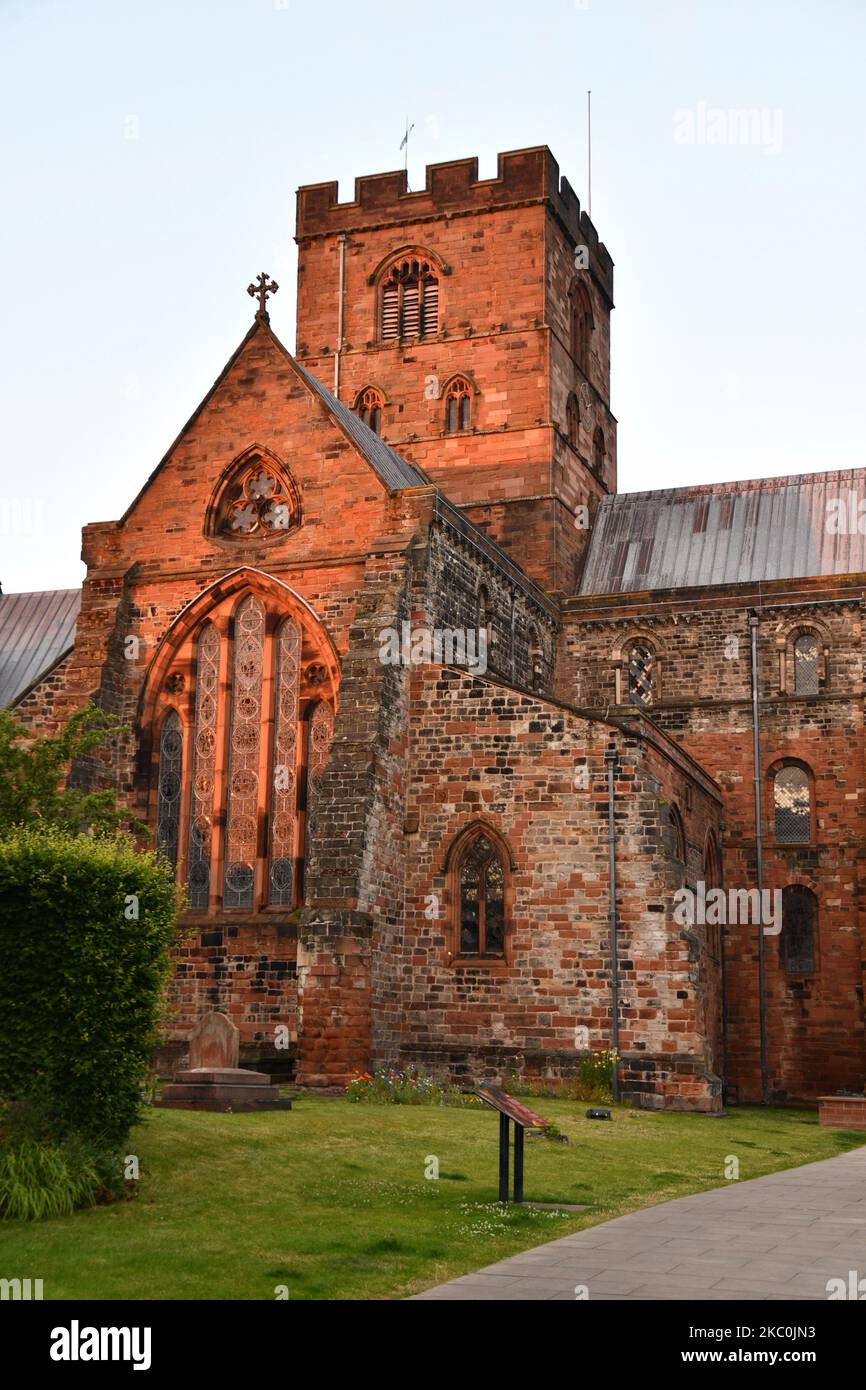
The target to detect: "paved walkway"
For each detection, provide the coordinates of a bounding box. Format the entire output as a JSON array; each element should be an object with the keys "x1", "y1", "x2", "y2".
[{"x1": 412, "y1": 1145, "x2": 866, "y2": 1301}]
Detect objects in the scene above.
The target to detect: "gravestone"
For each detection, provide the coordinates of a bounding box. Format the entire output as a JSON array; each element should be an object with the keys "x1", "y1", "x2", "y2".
[
  {"x1": 156, "y1": 1009, "x2": 291, "y2": 1113},
  {"x1": 188, "y1": 1011, "x2": 238, "y2": 1071}
]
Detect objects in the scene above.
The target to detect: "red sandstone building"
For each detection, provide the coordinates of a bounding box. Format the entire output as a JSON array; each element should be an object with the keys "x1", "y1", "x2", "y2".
[{"x1": 2, "y1": 146, "x2": 863, "y2": 1110}]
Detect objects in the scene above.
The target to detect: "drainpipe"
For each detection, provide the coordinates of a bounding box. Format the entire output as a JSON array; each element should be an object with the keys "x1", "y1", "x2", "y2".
[
  {"x1": 749, "y1": 609, "x2": 770, "y2": 1104},
  {"x1": 334, "y1": 233, "x2": 347, "y2": 398},
  {"x1": 605, "y1": 738, "x2": 621, "y2": 1100}
]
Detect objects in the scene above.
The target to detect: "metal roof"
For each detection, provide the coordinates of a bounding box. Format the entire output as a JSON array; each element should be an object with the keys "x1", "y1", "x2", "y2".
[
  {"x1": 579, "y1": 470, "x2": 866, "y2": 595},
  {"x1": 292, "y1": 360, "x2": 429, "y2": 493},
  {"x1": 0, "y1": 589, "x2": 81, "y2": 708}
]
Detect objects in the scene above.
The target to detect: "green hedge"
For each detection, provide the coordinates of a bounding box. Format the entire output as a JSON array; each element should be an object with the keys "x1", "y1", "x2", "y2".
[{"x1": 0, "y1": 827, "x2": 180, "y2": 1149}]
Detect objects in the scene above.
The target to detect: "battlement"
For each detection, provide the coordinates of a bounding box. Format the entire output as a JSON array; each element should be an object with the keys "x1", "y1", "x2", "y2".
[{"x1": 296, "y1": 145, "x2": 613, "y2": 291}]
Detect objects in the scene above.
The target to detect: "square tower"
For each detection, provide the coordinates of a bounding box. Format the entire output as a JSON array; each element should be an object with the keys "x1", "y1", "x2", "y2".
[{"x1": 295, "y1": 146, "x2": 616, "y2": 593}]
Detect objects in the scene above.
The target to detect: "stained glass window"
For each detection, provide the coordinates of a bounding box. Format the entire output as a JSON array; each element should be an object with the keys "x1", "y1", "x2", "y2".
[
  {"x1": 156, "y1": 710, "x2": 183, "y2": 871},
  {"x1": 224, "y1": 596, "x2": 265, "y2": 909},
  {"x1": 218, "y1": 462, "x2": 297, "y2": 539},
  {"x1": 187, "y1": 624, "x2": 219, "y2": 908},
  {"x1": 774, "y1": 766, "x2": 811, "y2": 844},
  {"x1": 457, "y1": 833, "x2": 507, "y2": 957},
  {"x1": 269, "y1": 618, "x2": 301, "y2": 906}
]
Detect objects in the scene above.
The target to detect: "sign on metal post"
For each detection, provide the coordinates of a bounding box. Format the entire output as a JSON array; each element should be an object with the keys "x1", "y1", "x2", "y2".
[{"x1": 470, "y1": 1086, "x2": 549, "y2": 1204}]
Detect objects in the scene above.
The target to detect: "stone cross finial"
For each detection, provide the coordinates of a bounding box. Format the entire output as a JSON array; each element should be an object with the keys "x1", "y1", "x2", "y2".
[{"x1": 247, "y1": 271, "x2": 279, "y2": 321}]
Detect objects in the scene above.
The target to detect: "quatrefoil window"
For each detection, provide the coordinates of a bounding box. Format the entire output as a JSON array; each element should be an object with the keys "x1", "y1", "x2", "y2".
[{"x1": 208, "y1": 450, "x2": 301, "y2": 544}]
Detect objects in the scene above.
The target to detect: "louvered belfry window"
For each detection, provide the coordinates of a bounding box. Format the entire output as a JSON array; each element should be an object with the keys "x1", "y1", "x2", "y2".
[{"x1": 380, "y1": 257, "x2": 439, "y2": 340}]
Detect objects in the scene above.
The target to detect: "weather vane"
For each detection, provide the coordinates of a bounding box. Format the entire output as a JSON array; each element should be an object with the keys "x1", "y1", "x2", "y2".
[{"x1": 248, "y1": 271, "x2": 279, "y2": 321}]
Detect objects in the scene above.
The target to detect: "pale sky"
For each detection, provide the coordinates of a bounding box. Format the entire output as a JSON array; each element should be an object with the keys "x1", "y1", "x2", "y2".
[{"x1": 1, "y1": 0, "x2": 864, "y2": 591}]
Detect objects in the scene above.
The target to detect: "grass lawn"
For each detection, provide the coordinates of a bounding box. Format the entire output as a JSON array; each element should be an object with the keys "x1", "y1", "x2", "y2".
[{"x1": 3, "y1": 1097, "x2": 864, "y2": 1300}]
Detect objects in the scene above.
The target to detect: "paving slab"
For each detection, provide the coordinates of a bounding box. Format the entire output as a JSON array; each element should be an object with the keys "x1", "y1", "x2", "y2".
[{"x1": 412, "y1": 1143, "x2": 866, "y2": 1301}]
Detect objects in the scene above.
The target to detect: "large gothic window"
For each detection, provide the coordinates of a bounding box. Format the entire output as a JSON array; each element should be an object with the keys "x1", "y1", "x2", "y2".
[
  {"x1": 451, "y1": 828, "x2": 509, "y2": 959},
  {"x1": 773, "y1": 764, "x2": 812, "y2": 844},
  {"x1": 152, "y1": 586, "x2": 336, "y2": 914},
  {"x1": 380, "y1": 256, "x2": 439, "y2": 340}
]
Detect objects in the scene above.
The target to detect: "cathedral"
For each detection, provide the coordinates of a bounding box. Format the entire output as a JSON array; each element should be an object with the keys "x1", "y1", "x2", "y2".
[{"x1": 2, "y1": 145, "x2": 864, "y2": 1111}]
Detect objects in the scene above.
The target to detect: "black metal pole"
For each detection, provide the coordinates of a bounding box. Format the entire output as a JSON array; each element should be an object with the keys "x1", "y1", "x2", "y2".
[
  {"x1": 498, "y1": 1113, "x2": 510, "y2": 1203},
  {"x1": 513, "y1": 1124, "x2": 524, "y2": 1203}
]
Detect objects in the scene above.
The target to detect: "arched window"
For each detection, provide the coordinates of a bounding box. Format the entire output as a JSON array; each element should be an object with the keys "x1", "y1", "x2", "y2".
[
  {"x1": 355, "y1": 386, "x2": 384, "y2": 434},
  {"x1": 668, "y1": 804, "x2": 686, "y2": 862},
  {"x1": 566, "y1": 393, "x2": 580, "y2": 449},
  {"x1": 773, "y1": 764, "x2": 812, "y2": 844},
  {"x1": 155, "y1": 710, "x2": 183, "y2": 871},
  {"x1": 380, "y1": 256, "x2": 439, "y2": 340},
  {"x1": 527, "y1": 623, "x2": 544, "y2": 690},
  {"x1": 444, "y1": 376, "x2": 471, "y2": 433},
  {"x1": 148, "y1": 581, "x2": 337, "y2": 914},
  {"x1": 453, "y1": 828, "x2": 508, "y2": 958},
  {"x1": 569, "y1": 281, "x2": 593, "y2": 372},
  {"x1": 781, "y1": 885, "x2": 817, "y2": 974},
  {"x1": 593, "y1": 426, "x2": 606, "y2": 476},
  {"x1": 628, "y1": 642, "x2": 654, "y2": 706},
  {"x1": 208, "y1": 450, "x2": 300, "y2": 541},
  {"x1": 794, "y1": 632, "x2": 819, "y2": 694}
]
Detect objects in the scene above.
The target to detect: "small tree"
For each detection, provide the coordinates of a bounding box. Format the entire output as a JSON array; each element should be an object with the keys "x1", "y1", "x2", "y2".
[{"x1": 0, "y1": 705, "x2": 134, "y2": 836}]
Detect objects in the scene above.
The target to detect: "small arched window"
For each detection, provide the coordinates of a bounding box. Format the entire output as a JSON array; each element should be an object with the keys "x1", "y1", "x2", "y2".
[
  {"x1": 593, "y1": 426, "x2": 606, "y2": 476},
  {"x1": 668, "y1": 804, "x2": 686, "y2": 862},
  {"x1": 781, "y1": 885, "x2": 817, "y2": 974},
  {"x1": 628, "y1": 642, "x2": 654, "y2": 706},
  {"x1": 774, "y1": 765, "x2": 812, "y2": 844},
  {"x1": 570, "y1": 281, "x2": 593, "y2": 371},
  {"x1": 528, "y1": 624, "x2": 544, "y2": 690},
  {"x1": 794, "y1": 633, "x2": 819, "y2": 694},
  {"x1": 566, "y1": 393, "x2": 580, "y2": 448},
  {"x1": 380, "y1": 256, "x2": 439, "y2": 340},
  {"x1": 455, "y1": 830, "x2": 507, "y2": 958},
  {"x1": 355, "y1": 386, "x2": 384, "y2": 434},
  {"x1": 444, "y1": 376, "x2": 472, "y2": 433}
]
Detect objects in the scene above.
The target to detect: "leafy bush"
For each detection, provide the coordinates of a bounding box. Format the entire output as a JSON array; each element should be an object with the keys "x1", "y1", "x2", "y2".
[
  {"x1": 0, "y1": 826, "x2": 181, "y2": 1152},
  {"x1": 0, "y1": 705, "x2": 132, "y2": 836},
  {"x1": 346, "y1": 1068, "x2": 472, "y2": 1107}
]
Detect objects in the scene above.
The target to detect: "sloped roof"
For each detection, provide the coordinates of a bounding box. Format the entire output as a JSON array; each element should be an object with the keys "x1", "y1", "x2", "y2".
[
  {"x1": 0, "y1": 589, "x2": 81, "y2": 708},
  {"x1": 292, "y1": 357, "x2": 428, "y2": 491},
  {"x1": 580, "y1": 470, "x2": 866, "y2": 595},
  {"x1": 120, "y1": 316, "x2": 428, "y2": 522}
]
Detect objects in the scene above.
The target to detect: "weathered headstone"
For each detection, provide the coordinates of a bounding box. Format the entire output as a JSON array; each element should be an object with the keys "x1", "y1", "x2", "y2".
[
  {"x1": 156, "y1": 1010, "x2": 291, "y2": 1113},
  {"x1": 188, "y1": 1011, "x2": 238, "y2": 1071}
]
